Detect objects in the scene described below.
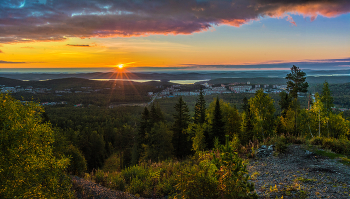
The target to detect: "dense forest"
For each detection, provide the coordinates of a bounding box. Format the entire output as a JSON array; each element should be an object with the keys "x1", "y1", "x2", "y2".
[{"x1": 1, "y1": 66, "x2": 349, "y2": 198}]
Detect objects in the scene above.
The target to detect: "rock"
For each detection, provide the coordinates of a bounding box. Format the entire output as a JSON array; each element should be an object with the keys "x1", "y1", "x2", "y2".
[
  {"x1": 257, "y1": 145, "x2": 274, "y2": 158},
  {"x1": 305, "y1": 150, "x2": 314, "y2": 155}
]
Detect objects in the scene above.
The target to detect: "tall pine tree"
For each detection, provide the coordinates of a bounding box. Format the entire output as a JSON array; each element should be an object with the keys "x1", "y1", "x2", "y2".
[
  {"x1": 211, "y1": 97, "x2": 226, "y2": 146},
  {"x1": 172, "y1": 97, "x2": 191, "y2": 158},
  {"x1": 194, "y1": 87, "x2": 206, "y2": 124}
]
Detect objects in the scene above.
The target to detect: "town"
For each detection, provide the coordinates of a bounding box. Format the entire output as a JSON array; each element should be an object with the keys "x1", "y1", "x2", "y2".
[{"x1": 150, "y1": 82, "x2": 288, "y2": 99}]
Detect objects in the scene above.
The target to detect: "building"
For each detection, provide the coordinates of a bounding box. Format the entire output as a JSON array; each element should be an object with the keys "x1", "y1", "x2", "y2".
[{"x1": 229, "y1": 85, "x2": 252, "y2": 93}]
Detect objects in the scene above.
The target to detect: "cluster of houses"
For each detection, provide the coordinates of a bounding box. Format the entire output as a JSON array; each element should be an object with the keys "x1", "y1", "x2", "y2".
[
  {"x1": 0, "y1": 86, "x2": 52, "y2": 94},
  {"x1": 151, "y1": 82, "x2": 289, "y2": 99}
]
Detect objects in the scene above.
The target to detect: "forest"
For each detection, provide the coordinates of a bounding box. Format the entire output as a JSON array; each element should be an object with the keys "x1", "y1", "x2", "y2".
[{"x1": 0, "y1": 66, "x2": 349, "y2": 198}]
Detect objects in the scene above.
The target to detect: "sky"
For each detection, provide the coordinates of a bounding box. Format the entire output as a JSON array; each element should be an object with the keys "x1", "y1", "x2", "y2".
[{"x1": 0, "y1": 0, "x2": 349, "y2": 71}]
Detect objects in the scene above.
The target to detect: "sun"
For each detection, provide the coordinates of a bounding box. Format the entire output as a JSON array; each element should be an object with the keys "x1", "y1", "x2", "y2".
[{"x1": 118, "y1": 64, "x2": 124, "y2": 69}]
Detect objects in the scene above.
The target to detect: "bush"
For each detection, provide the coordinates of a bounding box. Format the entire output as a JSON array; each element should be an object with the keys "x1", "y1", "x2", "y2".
[
  {"x1": 175, "y1": 136, "x2": 258, "y2": 199},
  {"x1": 126, "y1": 176, "x2": 152, "y2": 197},
  {"x1": 310, "y1": 137, "x2": 323, "y2": 146},
  {"x1": 274, "y1": 135, "x2": 288, "y2": 153},
  {"x1": 122, "y1": 165, "x2": 149, "y2": 184},
  {"x1": 310, "y1": 137, "x2": 350, "y2": 155},
  {"x1": 103, "y1": 153, "x2": 122, "y2": 173},
  {"x1": 65, "y1": 144, "x2": 87, "y2": 176},
  {"x1": 109, "y1": 173, "x2": 126, "y2": 191}
]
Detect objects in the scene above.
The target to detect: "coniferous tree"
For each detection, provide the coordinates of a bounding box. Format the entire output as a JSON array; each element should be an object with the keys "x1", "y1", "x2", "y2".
[
  {"x1": 321, "y1": 81, "x2": 334, "y2": 113},
  {"x1": 142, "y1": 122, "x2": 173, "y2": 162},
  {"x1": 279, "y1": 91, "x2": 291, "y2": 116},
  {"x1": 150, "y1": 103, "x2": 164, "y2": 124},
  {"x1": 242, "y1": 97, "x2": 249, "y2": 113},
  {"x1": 133, "y1": 107, "x2": 150, "y2": 164},
  {"x1": 286, "y1": 65, "x2": 309, "y2": 99},
  {"x1": 285, "y1": 65, "x2": 308, "y2": 134},
  {"x1": 194, "y1": 87, "x2": 206, "y2": 124},
  {"x1": 211, "y1": 97, "x2": 226, "y2": 146},
  {"x1": 240, "y1": 104, "x2": 254, "y2": 145},
  {"x1": 172, "y1": 97, "x2": 191, "y2": 158},
  {"x1": 320, "y1": 81, "x2": 334, "y2": 137}
]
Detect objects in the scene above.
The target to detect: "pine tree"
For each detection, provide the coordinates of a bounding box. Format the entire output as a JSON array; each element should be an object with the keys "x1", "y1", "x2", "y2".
[
  {"x1": 279, "y1": 91, "x2": 291, "y2": 116},
  {"x1": 172, "y1": 97, "x2": 191, "y2": 158},
  {"x1": 286, "y1": 65, "x2": 309, "y2": 99},
  {"x1": 285, "y1": 65, "x2": 308, "y2": 135},
  {"x1": 194, "y1": 87, "x2": 206, "y2": 124},
  {"x1": 242, "y1": 97, "x2": 249, "y2": 112},
  {"x1": 211, "y1": 97, "x2": 226, "y2": 146},
  {"x1": 321, "y1": 81, "x2": 334, "y2": 113},
  {"x1": 142, "y1": 122, "x2": 173, "y2": 162},
  {"x1": 150, "y1": 103, "x2": 164, "y2": 124},
  {"x1": 134, "y1": 107, "x2": 150, "y2": 163},
  {"x1": 320, "y1": 81, "x2": 334, "y2": 137},
  {"x1": 240, "y1": 105, "x2": 254, "y2": 145}
]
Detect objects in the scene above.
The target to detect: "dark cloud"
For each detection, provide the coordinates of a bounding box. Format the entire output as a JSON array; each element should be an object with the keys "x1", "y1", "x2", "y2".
[
  {"x1": 0, "y1": 50, "x2": 3, "y2": 53},
  {"x1": 0, "y1": 60, "x2": 26, "y2": 64},
  {"x1": 66, "y1": 44, "x2": 91, "y2": 47},
  {"x1": 0, "y1": 0, "x2": 349, "y2": 43}
]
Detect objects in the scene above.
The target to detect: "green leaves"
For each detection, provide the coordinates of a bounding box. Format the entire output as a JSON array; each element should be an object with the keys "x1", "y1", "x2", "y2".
[
  {"x1": 0, "y1": 94, "x2": 73, "y2": 198},
  {"x1": 286, "y1": 65, "x2": 309, "y2": 99}
]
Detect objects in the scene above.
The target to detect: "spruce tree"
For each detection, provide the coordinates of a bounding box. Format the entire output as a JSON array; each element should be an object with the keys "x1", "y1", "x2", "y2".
[
  {"x1": 172, "y1": 97, "x2": 191, "y2": 158},
  {"x1": 134, "y1": 107, "x2": 150, "y2": 163},
  {"x1": 285, "y1": 65, "x2": 308, "y2": 135},
  {"x1": 194, "y1": 88, "x2": 206, "y2": 124},
  {"x1": 286, "y1": 65, "x2": 309, "y2": 99},
  {"x1": 279, "y1": 91, "x2": 291, "y2": 116},
  {"x1": 150, "y1": 103, "x2": 164, "y2": 124},
  {"x1": 321, "y1": 81, "x2": 334, "y2": 113},
  {"x1": 211, "y1": 97, "x2": 225, "y2": 146},
  {"x1": 242, "y1": 97, "x2": 249, "y2": 113},
  {"x1": 240, "y1": 105, "x2": 254, "y2": 145}
]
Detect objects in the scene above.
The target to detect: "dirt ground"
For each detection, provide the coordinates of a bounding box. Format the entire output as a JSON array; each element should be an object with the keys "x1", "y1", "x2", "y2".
[{"x1": 247, "y1": 144, "x2": 350, "y2": 198}]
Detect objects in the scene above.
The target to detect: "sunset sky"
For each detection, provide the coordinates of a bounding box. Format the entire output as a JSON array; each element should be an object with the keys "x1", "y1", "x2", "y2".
[{"x1": 0, "y1": 0, "x2": 349, "y2": 70}]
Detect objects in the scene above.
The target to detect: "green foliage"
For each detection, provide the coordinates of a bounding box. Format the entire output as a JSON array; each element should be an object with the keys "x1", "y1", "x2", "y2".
[
  {"x1": 142, "y1": 122, "x2": 174, "y2": 162},
  {"x1": 310, "y1": 137, "x2": 350, "y2": 155},
  {"x1": 279, "y1": 91, "x2": 291, "y2": 116},
  {"x1": 249, "y1": 89, "x2": 276, "y2": 141},
  {"x1": 240, "y1": 106, "x2": 254, "y2": 145},
  {"x1": 176, "y1": 136, "x2": 257, "y2": 199},
  {"x1": 320, "y1": 81, "x2": 334, "y2": 113},
  {"x1": 103, "y1": 153, "x2": 122, "y2": 173},
  {"x1": 194, "y1": 88, "x2": 207, "y2": 124},
  {"x1": 65, "y1": 144, "x2": 87, "y2": 176},
  {"x1": 212, "y1": 97, "x2": 226, "y2": 145},
  {"x1": 172, "y1": 97, "x2": 191, "y2": 158},
  {"x1": 273, "y1": 135, "x2": 288, "y2": 153},
  {"x1": 190, "y1": 123, "x2": 207, "y2": 153},
  {"x1": 0, "y1": 94, "x2": 73, "y2": 198},
  {"x1": 286, "y1": 65, "x2": 309, "y2": 99}
]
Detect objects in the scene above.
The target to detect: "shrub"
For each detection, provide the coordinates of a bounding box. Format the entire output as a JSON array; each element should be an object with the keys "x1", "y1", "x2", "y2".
[
  {"x1": 65, "y1": 144, "x2": 87, "y2": 176},
  {"x1": 122, "y1": 165, "x2": 149, "y2": 184},
  {"x1": 126, "y1": 176, "x2": 152, "y2": 197},
  {"x1": 175, "y1": 136, "x2": 258, "y2": 199},
  {"x1": 310, "y1": 136, "x2": 323, "y2": 146},
  {"x1": 103, "y1": 153, "x2": 122, "y2": 173},
  {"x1": 274, "y1": 135, "x2": 288, "y2": 153},
  {"x1": 94, "y1": 169, "x2": 107, "y2": 185}
]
